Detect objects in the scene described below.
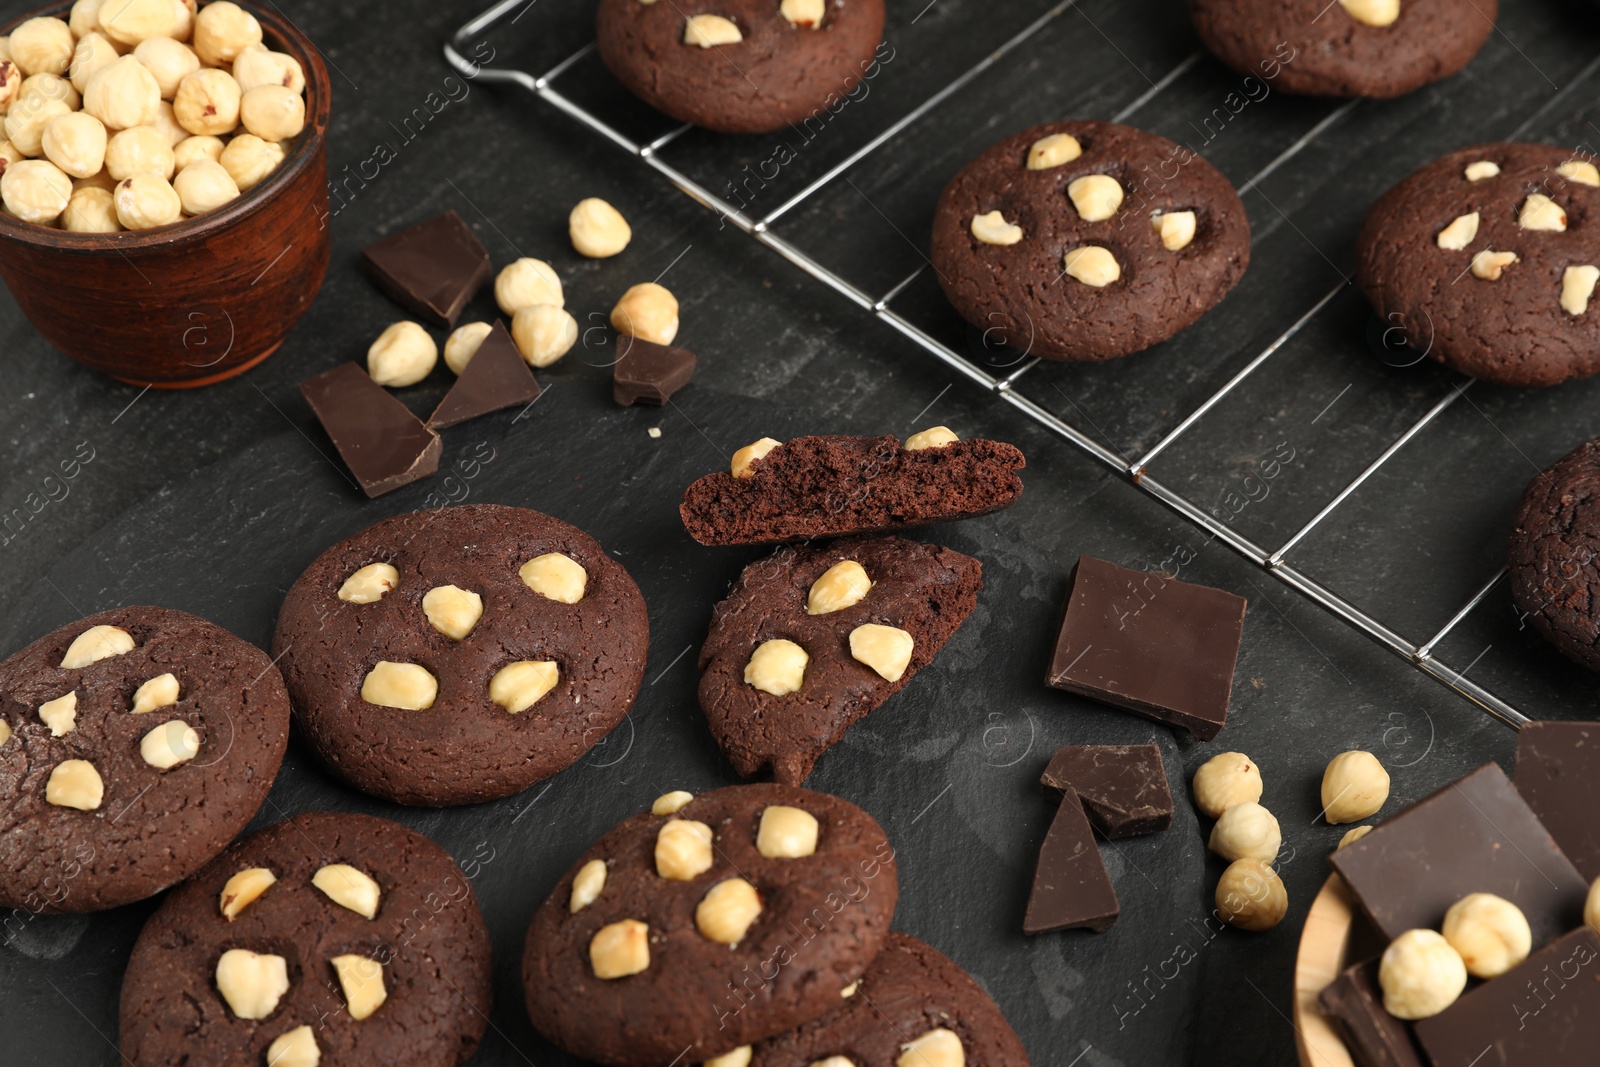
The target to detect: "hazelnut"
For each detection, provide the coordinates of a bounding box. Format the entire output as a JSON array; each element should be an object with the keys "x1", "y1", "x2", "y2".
[
  {"x1": 590, "y1": 919, "x2": 650, "y2": 979},
  {"x1": 569, "y1": 197, "x2": 632, "y2": 258},
  {"x1": 1519, "y1": 193, "x2": 1567, "y2": 232},
  {"x1": 757, "y1": 804, "x2": 819, "y2": 858},
  {"x1": 232, "y1": 45, "x2": 306, "y2": 95},
  {"x1": 1379, "y1": 929, "x2": 1467, "y2": 1019},
  {"x1": 781, "y1": 0, "x2": 825, "y2": 27},
  {"x1": 511, "y1": 303, "x2": 579, "y2": 367},
  {"x1": 1471, "y1": 249, "x2": 1518, "y2": 280},
  {"x1": 1026, "y1": 132, "x2": 1081, "y2": 170},
  {"x1": 810, "y1": 1060, "x2": 856, "y2": 1067},
  {"x1": 69, "y1": 33, "x2": 119, "y2": 96},
  {"x1": 150, "y1": 100, "x2": 186, "y2": 148},
  {"x1": 61, "y1": 185, "x2": 118, "y2": 231},
  {"x1": 1339, "y1": 0, "x2": 1400, "y2": 26},
  {"x1": 1586, "y1": 875, "x2": 1600, "y2": 934},
  {"x1": 970, "y1": 209, "x2": 1022, "y2": 245},
  {"x1": 173, "y1": 67, "x2": 240, "y2": 137},
  {"x1": 610, "y1": 281, "x2": 679, "y2": 344},
  {"x1": 849, "y1": 623, "x2": 914, "y2": 683},
  {"x1": 652, "y1": 790, "x2": 694, "y2": 815},
  {"x1": 1435, "y1": 211, "x2": 1479, "y2": 251},
  {"x1": 1442, "y1": 892, "x2": 1531, "y2": 978},
  {"x1": 807, "y1": 559, "x2": 872, "y2": 615},
  {"x1": 61, "y1": 623, "x2": 134, "y2": 667},
  {"x1": 495, "y1": 257, "x2": 563, "y2": 314},
  {"x1": 520, "y1": 552, "x2": 588, "y2": 603},
  {"x1": 731, "y1": 437, "x2": 781, "y2": 478},
  {"x1": 1152, "y1": 210, "x2": 1197, "y2": 251},
  {"x1": 905, "y1": 425, "x2": 958, "y2": 451},
  {"x1": 38, "y1": 691, "x2": 77, "y2": 736},
  {"x1": 696, "y1": 877, "x2": 762, "y2": 945},
  {"x1": 705, "y1": 1049, "x2": 753, "y2": 1067},
  {"x1": 1215, "y1": 857, "x2": 1287, "y2": 931},
  {"x1": 312, "y1": 863, "x2": 381, "y2": 919},
  {"x1": 5, "y1": 97, "x2": 74, "y2": 157},
  {"x1": 0, "y1": 721, "x2": 12, "y2": 748},
  {"x1": 337, "y1": 561, "x2": 398, "y2": 603},
  {"x1": 172, "y1": 133, "x2": 224, "y2": 170},
  {"x1": 1320, "y1": 750, "x2": 1389, "y2": 824},
  {"x1": 140, "y1": 719, "x2": 200, "y2": 769},
  {"x1": 240, "y1": 84, "x2": 304, "y2": 143},
  {"x1": 105, "y1": 124, "x2": 175, "y2": 180},
  {"x1": 173, "y1": 158, "x2": 239, "y2": 215},
  {"x1": 570, "y1": 858, "x2": 607, "y2": 912},
  {"x1": 488, "y1": 660, "x2": 561, "y2": 713},
  {"x1": 132, "y1": 672, "x2": 183, "y2": 720},
  {"x1": 133, "y1": 36, "x2": 199, "y2": 100},
  {"x1": 1463, "y1": 160, "x2": 1499, "y2": 181},
  {"x1": 443, "y1": 320, "x2": 492, "y2": 374},
  {"x1": 84, "y1": 56, "x2": 161, "y2": 130},
  {"x1": 219, "y1": 866, "x2": 276, "y2": 921},
  {"x1": 684, "y1": 14, "x2": 742, "y2": 47},
  {"x1": 73, "y1": 167, "x2": 116, "y2": 191},
  {"x1": 422, "y1": 585, "x2": 483, "y2": 641},
  {"x1": 265, "y1": 1026, "x2": 319, "y2": 1067},
  {"x1": 744, "y1": 638, "x2": 808, "y2": 696},
  {"x1": 114, "y1": 172, "x2": 181, "y2": 229},
  {"x1": 41, "y1": 112, "x2": 106, "y2": 178},
  {"x1": 0, "y1": 62, "x2": 18, "y2": 115},
  {"x1": 360, "y1": 661, "x2": 438, "y2": 711},
  {"x1": 20, "y1": 71, "x2": 79, "y2": 111},
  {"x1": 656, "y1": 818, "x2": 715, "y2": 880},
  {"x1": 193, "y1": 1, "x2": 262, "y2": 67},
  {"x1": 1063, "y1": 245, "x2": 1120, "y2": 287},
  {"x1": 841, "y1": 983, "x2": 858, "y2": 997},
  {"x1": 1191, "y1": 752, "x2": 1263, "y2": 818},
  {"x1": 1561, "y1": 264, "x2": 1599, "y2": 315},
  {"x1": 10, "y1": 17, "x2": 73, "y2": 77},
  {"x1": 330, "y1": 954, "x2": 387, "y2": 1021},
  {"x1": 46, "y1": 759, "x2": 104, "y2": 810},
  {"x1": 367, "y1": 320, "x2": 438, "y2": 387},
  {"x1": 69, "y1": 0, "x2": 107, "y2": 41},
  {"x1": 1337, "y1": 825, "x2": 1373, "y2": 849},
  {"x1": 1068, "y1": 174, "x2": 1124, "y2": 222},
  {"x1": 1558, "y1": 159, "x2": 1600, "y2": 187},
  {"x1": 0, "y1": 139, "x2": 21, "y2": 168},
  {"x1": 897, "y1": 1029, "x2": 964, "y2": 1067},
  {"x1": 218, "y1": 133, "x2": 283, "y2": 191},
  {"x1": 98, "y1": 0, "x2": 181, "y2": 46},
  {"x1": 173, "y1": 0, "x2": 198, "y2": 40},
  {"x1": 215, "y1": 948, "x2": 290, "y2": 1020},
  {"x1": 1209, "y1": 801, "x2": 1281, "y2": 863}
]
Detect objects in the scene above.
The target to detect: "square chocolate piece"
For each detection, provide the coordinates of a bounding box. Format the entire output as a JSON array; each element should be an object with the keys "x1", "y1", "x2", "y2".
[
  {"x1": 362, "y1": 211, "x2": 491, "y2": 327},
  {"x1": 1317, "y1": 959, "x2": 1425, "y2": 1067},
  {"x1": 1023, "y1": 787, "x2": 1119, "y2": 934},
  {"x1": 428, "y1": 320, "x2": 539, "y2": 429},
  {"x1": 300, "y1": 363, "x2": 441, "y2": 498},
  {"x1": 1328, "y1": 762, "x2": 1587, "y2": 945},
  {"x1": 1045, "y1": 556, "x2": 1246, "y2": 741},
  {"x1": 613, "y1": 338, "x2": 697, "y2": 406},
  {"x1": 1040, "y1": 744, "x2": 1173, "y2": 839},
  {"x1": 1516, "y1": 720, "x2": 1600, "y2": 881}
]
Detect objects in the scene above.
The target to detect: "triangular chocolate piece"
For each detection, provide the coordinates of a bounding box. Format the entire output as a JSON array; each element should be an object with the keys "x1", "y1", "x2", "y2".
[
  {"x1": 613, "y1": 337, "x2": 697, "y2": 406},
  {"x1": 428, "y1": 320, "x2": 539, "y2": 429},
  {"x1": 362, "y1": 211, "x2": 491, "y2": 327},
  {"x1": 1023, "y1": 788, "x2": 1119, "y2": 934},
  {"x1": 300, "y1": 362, "x2": 441, "y2": 498}
]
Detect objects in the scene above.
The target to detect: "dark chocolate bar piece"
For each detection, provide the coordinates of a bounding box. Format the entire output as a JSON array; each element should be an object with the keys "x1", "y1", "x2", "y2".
[
  {"x1": 428, "y1": 320, "x2": 539, "y2": 429},
  {"x1": 613, "y1": 337, "x2": 696, "y2": 406},
  {"x1": 1040, "y1": 744, "x2": 1173, "y2": 839},
  {"x1": 1328, "y1": 762, "x2": 1587, "y2": 945},
  {"x1": 1045, "y1": 556, "x2": 1246, "y2": 741},
  {"x1": 300, "y1": 362, "x2": 441, "y2": 498},
  {"x1": 1023, "y1": 788, "x2": 1119, "y2": 934},
  {"x1": 1515, "y1": 720, "x2": 1600, "y2": 881},
  {"x1": 362, "y1": 211, "x2": 491, "y2": 327},
  {"x1": 1318, "y1": 959, "x2": 1426, "y2": 1067},
  {"x1": 1413, "y1": 927, "x2": 1600, "y2": 1067}
]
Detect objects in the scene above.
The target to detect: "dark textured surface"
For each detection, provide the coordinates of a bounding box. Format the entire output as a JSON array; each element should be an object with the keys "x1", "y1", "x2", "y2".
[
  {"x1": 0, "y1": 606, "x2": 290, "y2": 914},
  {"x1": 698, "y1": 535, "x2": 983, "y2": 784},
  {"x1": 1509, "y1": 437, "x2": 1600, "y2": 667},
  {"x1": 119, "y1": 811, "x2": 493, "y2": 1067},
  {"x1": 1514, "y1": 720, "x2": 1600, "y2": 882},
  {"x1": 273, "y1": 504, "x2": 649, "y2": 806},
  {"x1": 1040, "y1": 744, "x2": 1175, "y2": 839},
  {"x1": 522, "y1": 784, "x2": 896, "y2": 1066}
]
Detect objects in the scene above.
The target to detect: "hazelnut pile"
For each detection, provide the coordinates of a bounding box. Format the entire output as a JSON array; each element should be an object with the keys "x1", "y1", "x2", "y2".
[{"x1": 0, "y1": 1, "x2": 307, "y2": 233}]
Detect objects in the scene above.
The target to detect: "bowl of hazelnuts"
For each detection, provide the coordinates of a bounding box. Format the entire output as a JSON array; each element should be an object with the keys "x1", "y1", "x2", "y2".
[{"x1": 0, "y1": 0, "x2": 330, "y2": 387}]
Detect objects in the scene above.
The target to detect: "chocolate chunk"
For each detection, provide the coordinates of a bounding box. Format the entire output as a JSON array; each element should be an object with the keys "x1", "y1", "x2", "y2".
[
  {"x1": 362, "y1": 210, "x2": 491, "y2": 327},
  {"x1": 1328, "y1": 762, "x2": 1587, "y2": 945},
  {"x1": 1317, "y1": 959, "x2": 1426, "y2": 1067},
  {"x1": 1024, "y1": 788, "x2": 1119, "y2": 934},
  {"x1": 299, "y1": 362, "x2": 441, "y2": 498},
  {"x1": 612, "y1": 337, "x2": 696, "y2": 406},
  {"x1": 1413, "y1": 927, "x2": 1600, "y2": 1067},
  {"x1": 1515, "y1": 720, "x2": 1600, "y2": 881},
  {"x1": 1040, "y1": 744, "x2": 1174, "y2": 839},
  {"x1": 1045, "y1": 556, "x2": 1246, "y2": 741},
  {"x1": 428, "y1": 320, "x2": 539, "y2": 429}
]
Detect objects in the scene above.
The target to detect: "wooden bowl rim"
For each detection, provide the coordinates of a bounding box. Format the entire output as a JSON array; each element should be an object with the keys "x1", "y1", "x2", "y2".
[
  {"x1": 0, "y1": 1, "x2": 331, "y2": 253},
  {"x1": 1293, "y1": 874, "x2": 1359, "y2": 1067}
]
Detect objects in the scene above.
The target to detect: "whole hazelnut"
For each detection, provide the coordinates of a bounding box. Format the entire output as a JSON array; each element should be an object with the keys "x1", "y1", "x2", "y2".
[
  {"x1": 151, "y1": 101, "x2": 188, "y2": 148},
  {"x1": 133, "y1": 35, "x2": 200, "y2": 100},
  {"x1": 232, "y1": 44, "x2": 306, "y2": 94},
  {"x1": 68, "y1": 32, "x2": 119, "y2": 96},
  {"x1": 69, "y1": 0, "x2": 107, "y2": 41},
  {"x1": 5, "y1": 96, "x2": 74, "y2": 157},
  {"x1": 1214, "y1": 857, "x2": 1287, "y2": 931},
  {"x1": 239, "y1": 84, "x2": 305, "y2": 143},
  {"x1": 218, "y1": 133, "x2": 283, "y2": 191},
  {"x1": 0, "y1": 140, "x2": 22, "y2": 171},
  {"x1": 173, "y1": 68, "x2": 241, "y2": 137},
  {"x1": 443, "y1": 321, "x2": 492, "y2": 375},
  {"x1": 1379, "y1": 929, "x2": 1467, "y2": 1020},
  {"x1": 1191, "y1": 751, "x2": 1263, "y2": 819},
  {"x1": 105, "y1": 124, "x2": 175, "y2": 181},
  {"x1": 1320, "y1": 750, "x2": 1390, "y2": 824},
  {"x1": 193, "y1": 2, "x2": 263, "y2": 66},
  {"x1": 1, "y1": 158, "x2": 71, "y2": 223},
  {"x1": 610, "y1": 281, "x2": 679, "y2": 344},
  {"x1": 1207, "y1": 801, "x2": 1281, "y2": 864},
  {"x1": 172, "y1": 133, "x2": 224, "y2": 170},
  {"x1": 1441, "y1": 893, "x2": 1531, "y2": 978},
  {"x1": 494, "y1": 257, "x2": 563, "y2": 314},
  {"x1": 569, "y1": 197, "x2": 631, "y2": 258},
  {"x1": 62, "y1": 183, "x2": 119, "y2": 232},
  {"x1": 20, "y1": 72, "x2": 79, "y2": 112},
  {"x1": 113, "y1": 172, "x2": 181, "y2": 230},
  {"x1": 511, "y1": 304, "x2": 578, "y2": 368},
  {"x1": 367, "y1": 320, "x2": 438, "y2": 387},
  {"x1": 97, "y1": 0, "x2": 182, "y2": 47},
  {"x1": 173, "y1": 158, "x2": 238, "y2": 215},
  {"x1": 84, "y1": 55, "x2": 162, "y2": 130},
  {"x1": 41, "y1": 112, "x2": 107, "y2": 179},
  {"x1": 0, "y1": 60, "x2": 19, "y2": 115},
  {"x1": 9, "y1": 17, "x2": 73, "y2": 77}
]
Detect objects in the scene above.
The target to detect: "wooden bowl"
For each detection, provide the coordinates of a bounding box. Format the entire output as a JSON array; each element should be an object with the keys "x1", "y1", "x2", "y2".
[
  {"x1": 1294, "y1": 875, "x2": 1361, "y2": 1067},
  {"x1": 0, "y1": 3, "x2": 331, "y2": 388}
]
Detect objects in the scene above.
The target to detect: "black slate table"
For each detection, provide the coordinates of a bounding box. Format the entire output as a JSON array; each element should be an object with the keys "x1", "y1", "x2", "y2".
[{"x1": 2, "y1": 1, "x2": 1597, "y2": 1064}]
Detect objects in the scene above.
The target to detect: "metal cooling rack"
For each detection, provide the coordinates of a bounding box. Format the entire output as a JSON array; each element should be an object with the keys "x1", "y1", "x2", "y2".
[{"x1": 445, "y1": 0, "x2": 1600, "y2": 731}]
